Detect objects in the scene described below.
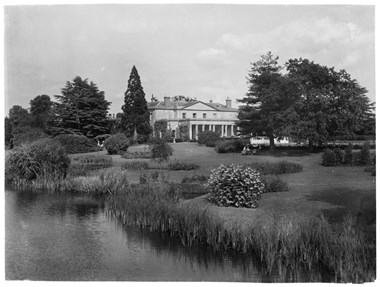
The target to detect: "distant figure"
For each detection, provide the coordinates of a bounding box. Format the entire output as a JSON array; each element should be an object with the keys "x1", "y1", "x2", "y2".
[
  {"x1": 97, "y1": 140, "x2": 104, "y2": 148},
  {"x1": 241, "y1": 144, "x2": 260, "y2": 155}
]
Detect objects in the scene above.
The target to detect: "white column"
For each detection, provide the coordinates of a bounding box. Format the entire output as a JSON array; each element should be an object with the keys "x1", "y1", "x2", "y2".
[
  {"x1": 202, "y1": 124, "x2": 204, "y2": 133},
  {"x1": 212, "y1": 124, "x2": 215, "y2": 132},
  {"x1": 189, "y1": 124, "x2": 192, "y2": 140},
  {"x1": 195, "y1": 125, "x2": 199, "y2": 140},
  {"x1": 231, "y1": 125, "x2": 234, "y2": 136}
]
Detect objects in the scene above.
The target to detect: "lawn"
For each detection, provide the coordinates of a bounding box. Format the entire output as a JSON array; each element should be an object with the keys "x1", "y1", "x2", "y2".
[{"x1": 67, "y1": 142, "x2": 375, "y2": 234}]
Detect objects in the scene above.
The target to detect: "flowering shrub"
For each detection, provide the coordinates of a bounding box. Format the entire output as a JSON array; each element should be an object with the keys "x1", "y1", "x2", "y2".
[{"x1": 206, "y1": 164, "x2": 265, "y2": 208}]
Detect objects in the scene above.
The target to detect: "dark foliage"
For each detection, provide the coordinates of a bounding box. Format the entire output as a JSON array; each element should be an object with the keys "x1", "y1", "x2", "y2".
[
  {"x1": 54, "y1": 76, "x2": 111, "y2": 138},
  {"x1": 168, "y1": 160, "x2": 200, "y2": 170},
  {"x1": 197, "y1": 130, "x2": 220, "y2": 147},
  {"x1": 150, "y1": 137, "x2": 173, "y2": 163},
  {"x1": 104, "y1": 133, "x2": 130, "y2": 155},
  {"x1": 54, "y1": 134, "x2": 100, "y2": 154},
  {"x1": 120, "y1": 66, "x2": 152, "y2": 140}
]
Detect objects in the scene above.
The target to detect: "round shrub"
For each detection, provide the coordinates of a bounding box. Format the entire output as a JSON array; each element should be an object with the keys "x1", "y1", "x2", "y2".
[
  {"x1": 321, "y1": 148, "x2": 337, "y2": 166},
  {"x1": 5, "y1": 138, "x2": 70, "y2": 184},
  {"x1": 197, "y1": 130, "x2": 220, "y2": 147},
  {"x1": 104, "y1": 133, "x2": 130, "y2": 155},
  {"x1": 333, "y1": 148, "x2": 345, "y2": 164},
  {"x1": 206, "y1": 164, "x2": 265, "y2": 208},
  {"x1": 54, "y1": 134, "x2": 100, "y2": 154}
]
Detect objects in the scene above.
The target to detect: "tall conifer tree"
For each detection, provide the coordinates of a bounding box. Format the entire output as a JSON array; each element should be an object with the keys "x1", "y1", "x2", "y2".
[{"x1": 121, "y1": 66, "x2": 151, "y2": 140}]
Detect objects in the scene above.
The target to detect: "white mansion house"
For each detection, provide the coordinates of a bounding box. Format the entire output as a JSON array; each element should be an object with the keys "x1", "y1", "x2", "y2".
[{"x1": 147, "y1": 96, "x2": 239, "y2": 140}]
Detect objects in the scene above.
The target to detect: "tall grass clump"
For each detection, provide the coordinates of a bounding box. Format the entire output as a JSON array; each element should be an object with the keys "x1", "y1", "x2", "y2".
[
  {"x1": 60, "y1": 167, "x2": 129, "y2": 195},
  {"x1": 5, "y1": 139, "x2": 70, "y2": 188},
  {"x1": 261, "y1": 175, "x2": 289, "y2": 193},
  {"x1": 72, "y1": 155, "x2": 113, "y2": 170},
  {"x1": 206, "y1": 164, "x2": 264, "y2": 208},
  {"x1": 121, "y1": 150, "x2": 152, "y2": 159},
  {"x1": 248, "y1": 161, "x2": 303, "y2": 175},
  {"x1": 168, "y1": 160, "x2": 200, "y2": 170},
  {"x1": 104, "y1": 133, "x2": 130, "y2": 155},
  {"x1": 122, "y1": 160, "x2": 150, "y2": 170},
  {"x1": 105, "y1": 185, "x2": 375, "y2": 283}
]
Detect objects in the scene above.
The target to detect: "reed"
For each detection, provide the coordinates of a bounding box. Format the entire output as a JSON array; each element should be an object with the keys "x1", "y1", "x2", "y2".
[{"x1": 105, "y1": 185, "x2": 375, "y2": 282}]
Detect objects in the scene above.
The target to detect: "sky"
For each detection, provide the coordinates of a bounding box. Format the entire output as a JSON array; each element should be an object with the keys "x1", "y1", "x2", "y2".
[{"x1": 4, "y1": 3, "x2": 376, "y2": 116}]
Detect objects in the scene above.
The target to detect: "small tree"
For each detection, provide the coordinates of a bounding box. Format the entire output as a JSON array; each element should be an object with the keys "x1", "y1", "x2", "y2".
[
  {"x1": 150, "y1": 137, "x2": 173, "y2": 163},
  {"x1": 121, "y1": 66, "x2": 152, "y2": 139}
]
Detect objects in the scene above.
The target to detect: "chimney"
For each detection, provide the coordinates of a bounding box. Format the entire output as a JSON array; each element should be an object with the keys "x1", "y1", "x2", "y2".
[
  {"x1": 164, "y1": 96, "x2": 171, "y2": 106},
  {"x1": 226, "y1": 97, "x2": 232, "y2": 108}
]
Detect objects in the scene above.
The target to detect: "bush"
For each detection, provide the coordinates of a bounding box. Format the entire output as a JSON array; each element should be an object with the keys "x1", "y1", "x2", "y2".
[
  {"x1": 5, "y1": 138, "x2": 70, "y2": 186},
  {"x1": 248, "y1": 161, "x2": 303, "y2": 175},
  {"x1": 333, "y1": 148, "x2": 345, "y2": 164},
  {"x1": 122, "y1": 161, "x2": 150, "y2": 170},
  {"x1": 197, "y1": 130, "x2": 220, "y2": 147},
  {"x1": 359, "y1": 141, "x2": 372, "y2": 165},
  {"x1": 11, "y1": 126, "x2": 49, "y2": 147},
  {"x1": 104, "y1": 133, "x2": 130, "y2": 155},
  {"x1": 261, "y1": 175, "x2": 289, "y2": 193},
  {"x1": 168, "y1": 160, "x2": 200, "y2": 170},
  {"x1": 54, "y1": 134, "x2": 100, "y2": 154},
  {"x1": 121, "y1": 150, "x2": 152, "y2": 159},
  {"x1": 150, "y1": 137, "x2": 173, "y2": 163},
  {"x1": 364, "y1": 166, "x2": 376, "y2": 176},
  {"x1": 344, "y1": 144, "x2": 354, "y2": 165},
  {"x1": 215, "y1": 139, "x2": 245, "y2": 153},
  {"x1": 72, "y1": 155, "x2": 113, "y2": 170},
  {"x1": 181, "y1": 174, "x2": 208, "y2": 183},
  {"x1": 206, "y1": 164, "x2": 265, "y2": 208},
  {"x1": 321, "y1": 148, "x2": 338, "y2": 166}
]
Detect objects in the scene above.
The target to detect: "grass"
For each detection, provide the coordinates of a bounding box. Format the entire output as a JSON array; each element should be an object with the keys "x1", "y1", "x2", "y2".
[
  {"x1": 247, "y1": 161, "x2": 303, "y2": 175},
  {"x1": 105, "y1": 183, "x2": 375, "y2": 282}
]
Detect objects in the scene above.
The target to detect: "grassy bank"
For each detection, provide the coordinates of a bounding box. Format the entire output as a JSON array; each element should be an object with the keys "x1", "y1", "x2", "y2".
[{"x1": 105, "y1": 183, "x2": 375, "y2": 283}]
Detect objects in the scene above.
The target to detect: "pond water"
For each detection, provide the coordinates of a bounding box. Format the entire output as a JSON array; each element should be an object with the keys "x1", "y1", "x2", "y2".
[{"x1": 5, "y1": 187, "x2": 327, "y2": 282}]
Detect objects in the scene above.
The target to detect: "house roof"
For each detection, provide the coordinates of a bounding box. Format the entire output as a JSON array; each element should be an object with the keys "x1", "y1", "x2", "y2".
[{"x1": 147, "y1": 100, "x2": 237, "y2": 112}]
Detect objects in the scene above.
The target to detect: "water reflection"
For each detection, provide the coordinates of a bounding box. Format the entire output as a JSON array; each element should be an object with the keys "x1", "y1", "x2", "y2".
[{"x1": 6, "y1": 188, "x2": 333, "y2": 282}]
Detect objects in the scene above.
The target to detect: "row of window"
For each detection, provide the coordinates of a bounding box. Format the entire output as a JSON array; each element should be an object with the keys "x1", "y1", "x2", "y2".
[{"x1": 182, "y1": 112, "x2": 217, "y2": 119}]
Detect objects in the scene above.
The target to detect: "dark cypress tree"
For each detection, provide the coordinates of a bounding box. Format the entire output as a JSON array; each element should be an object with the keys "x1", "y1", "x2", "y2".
[
  {"x1": 55, "y1": 76, "x2": 111, "y2": 138},
  {"x1": 121, "y1": 66, "x2": 151, "y2": 140}
]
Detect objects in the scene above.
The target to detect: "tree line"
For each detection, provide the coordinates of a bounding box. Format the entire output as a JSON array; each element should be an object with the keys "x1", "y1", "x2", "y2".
[
  {"x1": 5, "y1": 66, "x2": 151, "y2": 148},
  {"x1": 5, "y1": 55, "x2": 375, "y2": 150},
  {"x1": 237, "y1": 52, "x2": 375, "y2": 150}
]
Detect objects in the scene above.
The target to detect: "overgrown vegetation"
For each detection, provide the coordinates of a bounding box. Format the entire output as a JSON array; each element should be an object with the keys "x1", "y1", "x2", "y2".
[
  {"x1": 106, "y1": 184, "x2": 375, "y2": 283},
  {"x1": 71, "y1": 155, "x2": 113, "y2": 170},
  {"x1": 122, "y1": 160, "x2": 150, "y2": 170},
  {"x1": 197, "y1": 130, "x2": 221, "y2": 147},
  {"x1": 261, "y1": 175, "x2": 289, "y2": 193},
  {"x1": 104, "y1": 133, "x2": 130, "y2": 155},
  {"x1": 181, "y1": 174, "x2": 208, "y2": 183},
  {"x1": 54, "y1": 134, "x2": 101, "y2": 154},
  {"x1": 59, "y1": 167, "x2": 129, "y2": 195},
  {"x1": 121, "y1": 150, "x2": 152, "y2": 159},
  {"x1": 215, "y1": 139, "x2": 246, "y2": 153},
  {"x1": 248, "y1": 161, "x2": 303, "y2": 175},
  {"x1": 150, "y1": 137, "x2": 173, "y2": 163},
  {"x1": 321, "y1": 142, "x2": 374, "y2": 166},
  {"x1": 5, "y1": 139, "x2": 70, "y2": 188},
  {"x1": 168, "y1": 160, "x2": 200, "y2": 170}
]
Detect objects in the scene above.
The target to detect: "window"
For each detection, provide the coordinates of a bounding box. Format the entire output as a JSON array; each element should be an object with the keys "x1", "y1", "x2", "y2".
[
  {"x1": 182, "y1": 113, "x2": 186, "y2": 119},
  {"x1": 193, "y1": 113, "x2": 197, "y2": 119},
  {"x1": 213, "y1": 113, "x2": 217, "y2": 119},
  {"x1": 203, "y1": 113, "x2": 207, "y2": 119},
  {"x1": 150, "y1": 112, "x2": 153, "y2": 120}
]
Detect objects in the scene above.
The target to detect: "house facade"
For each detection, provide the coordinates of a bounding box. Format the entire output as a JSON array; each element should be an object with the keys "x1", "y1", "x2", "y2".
[{"x1": 147, "y1": 97, "x2": 239, "y2": 140}]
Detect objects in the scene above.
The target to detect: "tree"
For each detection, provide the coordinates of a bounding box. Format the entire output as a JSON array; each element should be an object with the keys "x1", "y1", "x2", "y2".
[
  {"x1": 8, "y1": 105, "x2": 31, "y2": 130},
  {"x1": 5, "y1": 117, "x2": 12, "y2": 147},
  {"x1": 237, "y1": 52, "x2": 300, "y2": 150},
  {"x1": 120, "y1": 66, "x2": 151, "y2": 140},
  {"x1": 7, "y1": 105, "x2": 37, "y2": 148},
  {"x1": 285, "y1": 58, "x2": 374, "y2": 148},
  {"x1": 54, "y1": 76, "x2": 111, "y2": 138},
  {"x1": 30, "y1": 94, "x2": 54, "y2": 132}
]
